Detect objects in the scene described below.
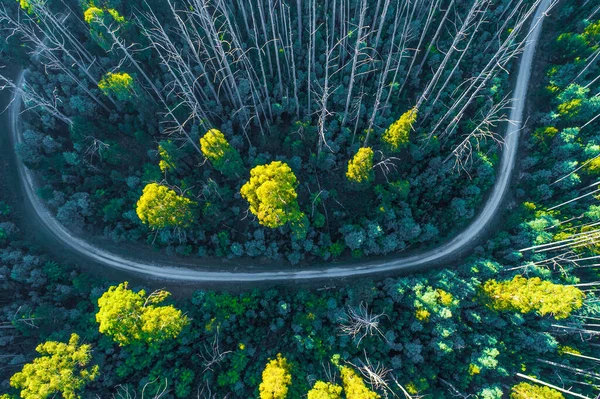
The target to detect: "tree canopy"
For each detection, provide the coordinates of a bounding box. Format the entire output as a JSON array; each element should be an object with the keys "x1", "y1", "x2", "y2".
[
  {"x1": 83, "y1": 6, "x2": 125, "y2": 49},
  {"x1": 158, "y1": 141, "x2": 177, "y2": 173},
  {"x1": 307, "y1": 381, "x2": 343, "y2": 399},
  {"x1": 481, "y1": 276, "x2": 584, "y2": 319},
  {"x1": 510, "y1": 382, "x2": 565, "y2": 399},
  {"x1": 382, "y1": 108, "x2": 417, "y2": 151},
  {"x1": 199, "y1": 129, "x2": 244, "y2": 177},
  {"x1": 98, "y1": 72, "x2": 134, "y2": 101},
  {"x1": 258, "y1": 354, "x2": 292, "y2": 399},
  {"x1": 9, "y1": 334, "x2": 98, "y2": 399},
  {"x1": 340, "y1": 366, "x2": 380, "y2": 399},
  {"x1": 84, "y1": 6, "x2": 125, "y2": 24},
  {"x1": 136, "y1": 183, "x2": 195, "y2": 229},
  {"x1": 347, "y1": 147, "x2": 374, "y2": 184},
  {"x1": 96, "y1": 282, "x2": 188, "y2": 346},
  {"x1": 240, "y1": 161, "x2": 304, "y2": 228}
]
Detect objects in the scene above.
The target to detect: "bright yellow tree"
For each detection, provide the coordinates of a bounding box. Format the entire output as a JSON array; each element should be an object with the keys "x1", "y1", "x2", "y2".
[
  {"x1": 259, "y1": 354, "x2": 292, "y2": 399},
  {"x1": 18, "y1": 0, "x2": 34, "y2": 14},
  {"x1": 83, "y1": 6, "x2": 104, "y2": 23},
  {"x1": 240, "y1": 161, "x2": 304, "y2": 228},
  {"x1": 98, "y1": 72, "x2": 135, "y2": 101},
  {"x1": 347, "y1": 147, "x2": 374, "y2": 184},
  {"x1": 136, "y1": 183, "x2": 195, "y2": 229},
  {"x1": 481, "y1": 275, "x2": 584, "y2": 319},
  {"x1": 84, "y1": 6, "x2": 125, "y2": 50},
  {"x1": 340, "y1": 366, "x2": 380, "y2": 399},
  {"x1": 158, "y1": 141, "x2": 177, "y2": 173},
  {"x1": 307, "y1": 381, "x2": 343, "y2": 399},
  {"x1": 200, "y1": 129, "x2": 244, "y2": 177},
  {"x1": 96, "y1": 282, "x2": 188, "y2": 346},
  {"x1": 511, "y1": 382, "x2": 564, "y2": 399},
  {"x1": 382, "y1": 107, "x2": 417, "y2": 151},
  {"x1": 84, "y1": 6, "x2": 125, "y2": 24},
  {"x1": 10, "y1": 334, "x2": 98, "y2": 399}
]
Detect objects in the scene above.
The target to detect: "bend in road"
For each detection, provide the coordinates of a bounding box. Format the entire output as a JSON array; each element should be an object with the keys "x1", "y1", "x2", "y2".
[{"x1": 7, "y1": 0, "x2": 551, "y2": 282}]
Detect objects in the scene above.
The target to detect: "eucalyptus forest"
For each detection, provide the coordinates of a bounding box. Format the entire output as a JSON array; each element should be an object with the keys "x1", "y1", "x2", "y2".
[{"x1": 0, "y1": 0, "x2": 599, "y2": 397}]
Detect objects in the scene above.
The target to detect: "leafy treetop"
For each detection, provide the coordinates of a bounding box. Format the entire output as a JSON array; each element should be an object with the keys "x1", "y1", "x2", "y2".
[
  {"x1": 510, "y1": 382, "x2": 565, "y2": 399},
  {"x1": 83, "y1": 6, "x2": 103, "y2": 24},
  {"x1": 84, "y1": 6, "x2": 125, "y2": 24},
  {"x1": 9, "y1": 334, "x2": 98, "y2": 399},
  {"x1": 136, "y1": 183, "x2": 195, "y2": 229},
  {"x1": 200, "y1": 129, "x2": 244, "y2": 177},
  {"x1": 258, "y1": 354, "x2": 292, "y2": 399},
  {"x1": 382, "y1": 107, "x2": 417, "y2": 152},
  {"x1": 481, "y1": 275, "x2": 584, "y2": 319},
  {"x1": 96, "y1": 282, "x2": 189, "y2": 346},
  {"x1": 158, "y1": 141, "x2": 177, "y2": 173},
  {"x1": 307, "y1": 381, "x2": 343, "y2": 399},
  {"x1": 347, "y1": 147, "x2": 374, "y2": 184},
  {"x1": 240, "y1": 161, "x2": 304, "y2": 228},
  {"x1": 18, "y1": 0, "x2": 34, "y2": 14},
  {"x1": 98, "y1": 72, "x2": 134, "y2": 101},
  {"x1": 84, "y1": 7, "x2": 125, "y2": 50},
  {"x1": 340, "y1": 366, "x2": 380, "y2": 399}
]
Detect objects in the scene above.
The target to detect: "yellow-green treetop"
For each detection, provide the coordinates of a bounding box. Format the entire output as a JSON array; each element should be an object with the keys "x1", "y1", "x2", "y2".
[
  {"x1": 84, "y1": 6, "x2": 124, "y2": 24},
  {"x1": 481, "y1": 275, "x2": 584, "y2": 319},
  {"x1": 107, "y1": 8, "x2": 125, "y2": 23},
  {"x1": 258, "y1": 354, "x2": 292, "y2": 399},
  {"x1": 340, "y1": 366, "x2": 380, "y2": 399},
  {"x1": 240, "y1": 161, "x2": 304, "y2": 228},
  {"x1": 18, "y1": 0, "x2": 34, "y2": 14},
  {"x1": 510, "y1": 382, "x2": 564, "y2": 399},
  {"x1": 585, "y1": 158, "x2": 600, "y2": 175},
  {"x1": 346, "y1": 147, "x2": 374, "y2": 184},
  {"x1": 136, "y1": 183, "x2": 195, "y2": 229},
  {"x1": 9, "y1": 334, "x2": 98, "y2": 399},
  {"x1": 382, "y1": 107, "x2": 417, "y2": 151},
  {"x1": 307, "y1": 381, "x2": 343, "y2": 399},
  {"x1": 96, "y1": 282, "x2": 188, "y2": 346},
  {"x1": 199, "y1": 129, "x2": 243, "y2": 177},
  {"x1": 158, "y1": 141, "x2": 176, "y2": 173},
  {"x1": 83, "y1": 6, "x2": 104, "y2": 24},
  {"x1": 84, "y1": 6, "x2": 125, "y2": 50},
  {"x1": 98, "y1": 72, "x2": 134, "y2": 101}
]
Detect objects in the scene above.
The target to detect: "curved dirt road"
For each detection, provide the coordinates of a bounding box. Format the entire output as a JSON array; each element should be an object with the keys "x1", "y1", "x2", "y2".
[{"x1": 7, "y1": 0, "x2": 551, "y2": 282}]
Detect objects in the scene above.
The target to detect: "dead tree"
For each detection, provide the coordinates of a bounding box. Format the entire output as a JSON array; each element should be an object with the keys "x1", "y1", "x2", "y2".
[
  {"x1": 353, "y1": 353, "x2": 392, "y2": 394},
  {"x1": 341, "y1": 0, "x2": 368, "y2": 127},
  {"x1": 0, "y1": 72, "x2": 72, "y2": 126},
  {"x1": 428, "y1": 0, "x2": 547, "y2": 142},
  {"x1": 516, "y1": 373, "x2": 592, "y2": 399},
  {"x1": 415, "y1": 0, "x2": 490, "y2": 113},
  {"x1": 364, "y1": 0, "x2": 403, "y2": 145},
  {"x1": 397, "y1": 0, "x2": 441, "y2": 97},
  {"x1": 382, "y1": 0, "x2": 420, "y2": 112},
  {"x1": 110, "y1": 378, "x2": 169, "y2": 399},
  {"x1": 414, "y1": 0, "x2": 455, "y2": 79},
  {"x1": 445, "y1": 95, "x2": 512, "y2": 174},
  {"x1": 0, "y1": 6, "x2": 111, "y2": 111},
  {"x1": 338, "y1": 302, "x2": 387, "y2": 346},
  {"x1": 314, "y1": 22, "x2": 348, "y2": 155},
  {"x1": 198, "y1": 328, "x2": 232, "y2": 372},
  {"x1": 373, "y1": 151, "x2": 402, "y2": 183}
]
